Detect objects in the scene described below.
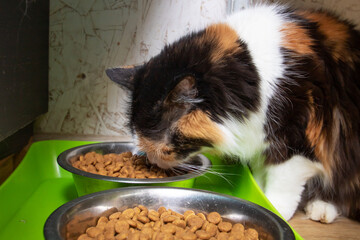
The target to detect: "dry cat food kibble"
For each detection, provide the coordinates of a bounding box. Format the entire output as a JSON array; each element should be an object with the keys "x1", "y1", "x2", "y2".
[
  {"x1": 71, "y1": 151, "x2": 178, "y2": 178},
  {"x1": 77, "y1": 206, "x2": 259, "y2": 240}
]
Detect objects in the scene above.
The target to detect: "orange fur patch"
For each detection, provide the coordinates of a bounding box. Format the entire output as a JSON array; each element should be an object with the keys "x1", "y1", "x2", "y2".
[
  {"x1": 202, "y1": 23, "x2": 241, "y2": 63},
  {"x1": 177, "y1": 110, "x2": 223, "y2": 145},
  {"x1": 137, "y1": 136, "x2": 176, "y2": 163},
  {"x1": 298, "y1": 11, "x2": 351, "y2": 62},
  {"x1": 280, "y1": 22, "x2": 314, "y2": 55},
  {"x1": 305, "y1": 90, "x2": 332, "y2": 176}
]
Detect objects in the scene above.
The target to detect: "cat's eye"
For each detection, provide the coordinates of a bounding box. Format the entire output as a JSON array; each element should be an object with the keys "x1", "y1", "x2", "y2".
[{"x1": 167, "y1": 76, "x2": 198, "y2": 104}]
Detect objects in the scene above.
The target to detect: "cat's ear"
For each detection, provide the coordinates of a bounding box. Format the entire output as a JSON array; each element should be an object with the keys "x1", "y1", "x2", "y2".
[
  {"x1": 105, "y1": 65, "x2": 142, "y2": 91},
  {"x1": 167, "y1": 76, "x2": 200, "y2": 104}
]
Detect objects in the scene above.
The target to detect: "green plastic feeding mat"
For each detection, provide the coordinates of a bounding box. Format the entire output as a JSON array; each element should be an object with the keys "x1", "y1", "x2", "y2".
[{"x1": 0, "y1": 140, "x2": 302, "y2": 240}]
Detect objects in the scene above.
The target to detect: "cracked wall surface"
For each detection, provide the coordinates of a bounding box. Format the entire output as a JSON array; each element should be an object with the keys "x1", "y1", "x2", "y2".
[{"x1": 35, "y1": 0, "x2": 227, "y2": 137}]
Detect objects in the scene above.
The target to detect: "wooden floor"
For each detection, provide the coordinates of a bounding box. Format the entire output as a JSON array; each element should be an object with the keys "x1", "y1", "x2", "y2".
[
  {"x1": 289, "y1": 211, "x2": 360, "y2": 240},
  {"x1": 32, "y1": 134, "x2": 360, "y2": 239}
]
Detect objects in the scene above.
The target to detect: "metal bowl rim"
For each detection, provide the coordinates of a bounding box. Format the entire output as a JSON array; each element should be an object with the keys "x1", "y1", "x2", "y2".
[
  {"x1": 57, "y1": 142, "x2": 211, "y2": 184},
  {"x1": 44, "y1": 186, "x2": 295, "y2": 240}
]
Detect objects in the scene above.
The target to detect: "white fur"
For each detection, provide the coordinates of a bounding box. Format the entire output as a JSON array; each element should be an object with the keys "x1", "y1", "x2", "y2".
[
  {"x1": 265, "y1": 155, "x2": 325, "y2": 220},
  {"x1": 226, "y1": 5, "x2": 286, "y2": 112},
  {"x1": 216, "y1": 113, "x2": 267, "y2": 161},
  {"x1": 216, "y1": 5, "x2": 287, "y2": 157},
  {"x1": 305, "y1": 200, "x2": 339, "y2": 223}
]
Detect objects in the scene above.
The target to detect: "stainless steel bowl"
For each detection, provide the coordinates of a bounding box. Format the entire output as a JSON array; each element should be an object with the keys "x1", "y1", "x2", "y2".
[
  {"x1": 57, "y1": 142, "x2": 211, "y2": 196},
  {"x1": 44, "y1": 187, "x2": 295, "y2": 240}
]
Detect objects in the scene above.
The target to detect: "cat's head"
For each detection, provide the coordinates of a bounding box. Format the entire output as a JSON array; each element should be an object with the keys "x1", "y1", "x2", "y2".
[{"x1": 106, "y1": 24, "x2": 260, "y2": 169}]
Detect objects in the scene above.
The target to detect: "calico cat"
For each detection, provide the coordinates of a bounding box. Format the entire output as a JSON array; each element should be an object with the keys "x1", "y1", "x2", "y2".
[{"x1": 106, "y1": 4, "x2": 360, "y2": 223}]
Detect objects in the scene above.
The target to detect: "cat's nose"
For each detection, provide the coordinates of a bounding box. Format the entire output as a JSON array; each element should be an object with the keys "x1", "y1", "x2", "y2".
[{"x1": 163, "y1": 150, "x2": 172, "y2": 155}]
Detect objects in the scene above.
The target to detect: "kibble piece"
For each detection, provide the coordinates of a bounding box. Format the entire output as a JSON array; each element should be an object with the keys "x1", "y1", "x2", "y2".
[
  {"x1": 122, "y1": 208, "x2": 135, "y2": 219},
  {"x1": 173, "y1": 219, "x2": 186, "y2": 228},
  {"x1": 115, "y1": 231, "x2": 127, "y2": 240},
  {"x1": 141, "y1": 227, "x2": 154, "y2": 238},
  {"x1": 201, "y1": 221, "x2": 209, "y2": 230},
  {"x1": 217, "y1": 221, "x2": 232, "y2": 232},
  {"x1": 105, "y1": 220, "x2": 116, "y2": 233},
  {"x1": 136, "y1": 220, "x2": 144, "y2": 230},
  {"x1": 140, "y1": 211, "x2": 148, "y2": 216},
  {"x1": 153, "y1": 221, "x2": 162, "y2": 231},
  {"x1": 196, "y1": 229, "x2": 212, "y2": 239},
  {"x1": 160, "y1": 223, "x2": 176, "y2": 234},
  {"x1": 128, "y1": 231, "x2": 140, "y2": 240},
  {"x1": 109, "y1": 212, "x2": 122, "y2": 220},
  {"x1": 148, "y1": 210, "x2": 160, "y2": 221},
  {"x1": 134, "y1": 207, "x2": 141, "y2": 215},
  {"x1": 197, "y1": 213, "x2": 206, "y2": 221},
  {"x1": 207, "y1": 212, "x2": 221, "y2": 224},
  {"x1": 127, "y1": 219, "x2": 138, "y2": 228},
  {"x1": 143, "y1": 223, "x2": 152, "y2": 228},
  {"x1": 104, "y1": 232, "x2": 115, "y2": 240},
  {"x1": 95, "y1": 163, "x2": 105, "y2": 171},
  {"x1": 115, "y1": 230, "x2": 128, "y2": 240},
  {"x1": 158, "y1": 207, "x2": 167, "y2": 215},
  {"x1": 204, "y1": 223, "x2": 217, "y2": 236},
  {"x1": 86, "y1": 227, "x2": 102, "y2": 238},
  {"x1": 77, "y1": 234, "x2": 93, "y2": 240},
  {"x1": 244, "y1": 228, "x2": 259, "y2": 240},
  {"x1": 183, "y1": 210, "x2": 195, "y2": 219},
  {"x1": 217, "y1": 232, "x2": 229, "y2": 240},
  {"x1": 169, "y1": 209, "x2": 183, "y2": 219},
  {"x1": 231, "y1": 223, "x2": 245, "y2": 235},
  {"x1": 96, "y1": 234, "x2": 105, "y2": 240},
  {"x1": 160, "y1": 211, "x2": 171, "y2": 219},
  {"x1": 162, "y1": 215, "x2": 178, "y2": 223},
  {"x1": 96, "y1": 222, "x2": 107, "y2": 231},
  {"x1": 138, "y1": 205, "x2": 148, "y2": 212},
  {"x1": 187, "y1": 215, "x2": 204, "y2": 229},
  {"x1": 139, "y1": 233, "x2": 150, "y2": 240},
  {"x1": 181, "y1": 231, "x2": 197, "y2": 240},
  {"x1": 138, "y1": 215, "x2": 150, "y2": 224},
  {"x1": 175, "y1": 226, "x2": 186, "y2": 238},
  {"x1": 115, "y1": 220, "x2": 130, "y2": 233},
  {"x1": 155, "y1": 232, "x2": 174, "y2": 240}
]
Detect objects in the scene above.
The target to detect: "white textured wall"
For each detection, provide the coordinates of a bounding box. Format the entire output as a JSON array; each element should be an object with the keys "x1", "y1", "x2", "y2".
[
  {"x1": 35, "y1": 0, "x2": 360, "y2": 137},
  {"x1": 35, "y1": 0, "x2": 227, "y2": 137}
]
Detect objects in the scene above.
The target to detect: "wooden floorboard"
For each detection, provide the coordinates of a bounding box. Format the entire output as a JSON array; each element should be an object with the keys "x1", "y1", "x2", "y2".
[{"x1": 289, "y1": 211, "x2": 360, "y2": 239}]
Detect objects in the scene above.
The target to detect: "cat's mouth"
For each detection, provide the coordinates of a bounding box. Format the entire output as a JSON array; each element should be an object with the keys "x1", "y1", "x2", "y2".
[
  {"x1": 145, "y1": 151, "x2": 182, "y2": 169},
  {"x1": 135, "y1": 136, "x2": 182, "y2": 169}
]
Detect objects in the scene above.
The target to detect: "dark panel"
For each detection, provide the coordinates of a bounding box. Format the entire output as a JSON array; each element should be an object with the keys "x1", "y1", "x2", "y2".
[{"x1": 0, "y1": 0, "x2": 49, "y2": 141}]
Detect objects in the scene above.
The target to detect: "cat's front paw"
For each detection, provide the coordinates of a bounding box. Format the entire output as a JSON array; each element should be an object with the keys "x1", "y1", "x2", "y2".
[
  {"x1": 304, "y1": 199, "x2": 339, "y2": 223},
  {"x1": 266, "y1": 193, "x2": 298, "y2": 221}
]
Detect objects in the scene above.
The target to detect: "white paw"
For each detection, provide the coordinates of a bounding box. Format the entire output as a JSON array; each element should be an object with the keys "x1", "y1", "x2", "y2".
[
  {"x1": 266, "y1": 193, "x2": 298, "y2": 221},
  {"x1": 305, "y1": 200, "x2": 339, "y2": 223}
]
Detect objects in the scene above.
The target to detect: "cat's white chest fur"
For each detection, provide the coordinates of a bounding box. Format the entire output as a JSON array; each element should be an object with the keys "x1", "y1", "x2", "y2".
[
  {"x1": 215, "y1": 111, "x2": 268, "y2": 162},
  {"x1": 214, "y1": 5, "x2": 286, "y2": 161}
]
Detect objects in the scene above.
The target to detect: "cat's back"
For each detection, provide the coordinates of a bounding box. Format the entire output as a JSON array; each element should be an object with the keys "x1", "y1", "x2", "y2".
[
  {"x1": 224, "y1": 4, "x2": 360, "y2": 112},
  {"x1": 226, "y1": 4, "x2": 360, "y2": 63}
]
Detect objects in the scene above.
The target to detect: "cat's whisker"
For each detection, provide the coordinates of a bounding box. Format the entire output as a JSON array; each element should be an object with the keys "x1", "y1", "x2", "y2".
[{"x1": 175, "y1": 163, "x2": 236, "y2": 188}]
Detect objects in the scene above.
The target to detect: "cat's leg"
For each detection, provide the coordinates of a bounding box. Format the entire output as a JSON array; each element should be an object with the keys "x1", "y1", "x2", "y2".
[
  {"x1": 304, "y1": 199, "x2": 339, "y2": 223},
  {"x1": 264, "y1": 155, "x2": 324, "y2": 220}
]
